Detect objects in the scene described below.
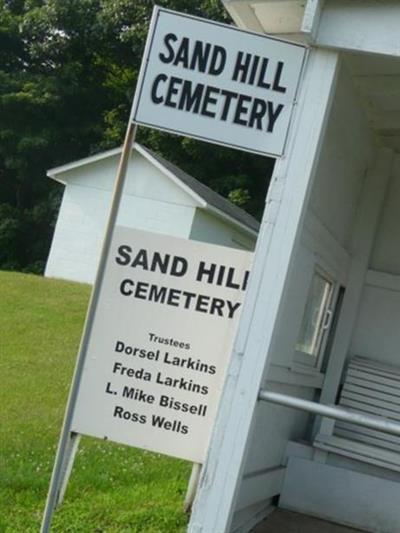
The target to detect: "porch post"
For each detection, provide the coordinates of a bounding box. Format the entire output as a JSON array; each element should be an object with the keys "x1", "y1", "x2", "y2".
[
  {"x1": 188, "y1": 47, "x2": 340, "y2": 533},
  {"x1": 317, "y1": 147, "x2": 393, "y2": 405}
]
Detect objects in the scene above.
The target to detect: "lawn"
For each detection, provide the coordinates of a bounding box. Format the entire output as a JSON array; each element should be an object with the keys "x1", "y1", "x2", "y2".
[{"x1": 0, "y1": 271, "x2": 191, "y2": 532}]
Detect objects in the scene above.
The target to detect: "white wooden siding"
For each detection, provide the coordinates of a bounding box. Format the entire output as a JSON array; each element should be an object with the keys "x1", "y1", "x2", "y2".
[
  {"x1": 45, "y1": 150, "x2": 198, "y2": 283},
  {"x1": 46, "y1": 149, "x2": 258, "y2": 284},
  {"x1": 351, "y1": 279, "x2": 400, "y2": 367},
  {"x1": 189, "y1": 48, "x2": 340, "y2": 533},
  {"x1": 242, "y1": 384, "x2": 314, "y2": 475},
  {"x1": 229, "y1": 61, "x2": 375, "y2": 529},
  {"x1": 309, "y1": 65, "x2": 374, "y2": 250},
  {"x1": 350, "y1": 156, "x2": 400, "y2": 367},
  {"x1": 370, "y1": 156, "x2": 400, "y2": 274},
  {"x1": 45, "y1": 184, "x2": 195, "y2": 284},
  {"x1": 60, "y1": 151, "x2": 199, "y2": 207},
  {"x1": 280, "y1": 456, "x2": 400, "y2": 533},
  {"x1": 190, "y1": 210, "x2": 255, "y2": 251}
]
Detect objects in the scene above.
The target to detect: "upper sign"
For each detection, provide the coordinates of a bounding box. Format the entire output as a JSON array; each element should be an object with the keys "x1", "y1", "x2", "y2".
[
  {"x1": 132, "y1": 7, "x2": 306, "y2": 157},
  {"x1": 71, "y1": 227, "x2": 252, "y2": 463}
]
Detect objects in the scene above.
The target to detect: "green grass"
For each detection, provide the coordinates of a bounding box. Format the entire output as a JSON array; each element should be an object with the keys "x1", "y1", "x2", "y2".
[{"x1": 0, "y1": 271, "x2": 191, "y2": 532}]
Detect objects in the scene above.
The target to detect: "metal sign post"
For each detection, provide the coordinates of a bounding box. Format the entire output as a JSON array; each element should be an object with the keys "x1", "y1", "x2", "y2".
[
  {"x1": 41, "y1": 9, "x2": 158, "y2": 527},
  {"x1": 40, "y1": 120, "x2": 137, "y2": 533},
  {"x1": 184, "y1": 463, "x2": 202, "y2": 513}
]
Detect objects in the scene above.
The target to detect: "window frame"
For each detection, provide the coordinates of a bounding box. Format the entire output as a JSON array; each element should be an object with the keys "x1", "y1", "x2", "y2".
[{"x1": 293, "y1": 266, "x2": 339, "y2": 372}]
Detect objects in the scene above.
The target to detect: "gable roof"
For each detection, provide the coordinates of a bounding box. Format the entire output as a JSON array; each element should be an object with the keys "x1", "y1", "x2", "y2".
[{"x1": 47, "y1": 143, "x2": 260, "y2": 236}]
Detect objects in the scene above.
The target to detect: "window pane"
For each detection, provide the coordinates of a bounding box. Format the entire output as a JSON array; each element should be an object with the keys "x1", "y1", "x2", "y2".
[{"x1": 296, "y1": 271, "x2": 333, "y2": 358}]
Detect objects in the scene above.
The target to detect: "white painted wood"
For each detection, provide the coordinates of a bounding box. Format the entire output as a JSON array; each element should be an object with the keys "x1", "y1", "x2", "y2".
[
  {"x1": 301, "y1": 0, "x2": 324, "y2": 41},
  {"x1": 366, "y1": 270, "x2": 400, "y2": 292},
  {"x1": 351, "y1": 161, "x2": 400, "y2": 368},
  {"x1": 343, "y1": 373, "x2": 400, "y2": 404},
  {"x1": 45, "y1": 184, "x2": 195, "y2": 284},
  {"x1": 317, "y1": 0, "x2": 400, "y2": 57},
  {"x1": 309, "y1": 65, "x2": 374, "y2": 250},
  {"x1": 45, "y1": 150, "x2": 197, "y2": 283},
  {"x1": 351, "y1": 285, "x2": 400, "y2": 366},
  {"x1": 267, "y1": 364, "x2": 324, "y2": 389},
  {"x1": 188, "y1": 48, "x2": 340, "y2": 533},
  {"x1": 344, "y1": 382, "x2": 400, "y2": 407},
  {"x1": 252, "y1": 2, "x2": 305, "y2": 34},
  {"x1": 251, "y1": 81, "x2": 365, "y2": 372},
  {"x1": 50, "y1": 148, "x2": 199, "y2": 205},
  {"x1": 204, "y1": 204, "x2": 258, "y2": 240},
  {"x1": 224, "y1": 2, "x2": 400, "y2": 155},
  {"x1": 243, "y1": 383, "x2": 314, "y2": 476},
  {"x1": 47, "y1": 147, "x2": 122, "y2": 181},
  {"x1": 284, "y1": 440, "x2": 315, "y2": 463},
  {"x1": 347, "y1": 53, "x2": 400, "y2": 78},
  {"x1": 345, "y1": 59, "x2": 400, "y2": 152},
  {"x1": 259, "y1": 68, "x2": 377, "y2": 473},
  {"x1": 334, "y1": 425, "x2": 400, "y2": 452},
  {"x1": 190, "y1": 210, "x2": 255, "y2": 251},
  {"x1": 319, "y1": 147, "x2": 394, "y2": 406},
  {"x1": 222, "y1": 1, "x2": 264, "y2": 33},
  {"x1": 231, "y1": 501, "x2": 274, "y2": 533},
  {"x1": 318, "y1": 430, "x2": 400, "y2": 460},
  {"x1": 318, "y1": 416, "x2": 335, "y2": 436},
  {"x1": 345, "y1": 376, "x2": 400, "y2": 398},
  {"x1": 302, "y1": 209, "x2": 350, "y2": 283},
  {"x1": 346, "y1": 368, "x2": 400, "y2": 391},
  {"x1": 45, "y1": 148, "x2": 258, "y2": 284},
  {"x1": 236, "y1": 467, "x2": 285, "y2": 511},
  {"x1": 266, "y1": 245, "x2": 314, "y2": 369},
  {"x1": 316, "y1": 356, "x2": 400, "y2": 472},
  {"x1": 368, "y1": 111, "x2": 400, "y2": 131},
  {"x1": 280, "y1": 456, "x2": 400, "y2": 532},
  {"x1": 223, "y1": 0, "x2": 324, "y2": 42},
  {"x1": 354, "y1": 75, "x2": 400, "y2": 111},
  {"x1": 349, "y1": 356, "x2": 400, "y2": 379},
  {"x1": 314, "y1": 436, "x2": 400, "y2": 472},
  {"x1": 228, "y1": 59, "x2": 367, "y2": 521},
  {"x1": 371, "y1": 155, "x2": 400, "y2": 275},
  {"x1": 340, "y1": 397, "x2": 400, "y2": 420},
  {"x1": 225, "y1": 0, "x2": 400, "y2": 58},
  {"x1": 217, "y1": 51, "x2": 355, "y2": 490}
]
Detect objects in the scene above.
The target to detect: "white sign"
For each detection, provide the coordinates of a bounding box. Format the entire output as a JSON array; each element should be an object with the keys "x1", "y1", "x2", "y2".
[
  {"x1": 71, "y1": 227, "x2": 252, "y2": 462},
  {"x1": 132, "y1": 7, "x2": 306, "y2": 157}
]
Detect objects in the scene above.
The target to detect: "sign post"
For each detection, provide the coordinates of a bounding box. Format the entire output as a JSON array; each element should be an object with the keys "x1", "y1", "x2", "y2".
[
  {"x1": 41, "y1": 7, "x2": 306, "y2": 531},
  {"x1": 40, "y1": 120, "x2": 138, "y2": 533}
]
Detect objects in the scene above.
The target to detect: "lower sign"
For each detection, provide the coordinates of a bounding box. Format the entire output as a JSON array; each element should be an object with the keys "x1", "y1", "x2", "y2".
[{"x1": 71, "y1": 227, "x2": 252, "y2": 462}]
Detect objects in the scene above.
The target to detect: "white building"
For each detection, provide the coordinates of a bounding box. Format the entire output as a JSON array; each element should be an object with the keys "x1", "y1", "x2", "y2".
[
  {"x1": 188, "y1": 2, "x2": 400, "y2": 532},
  {"x1": 45, "y1": 143, "x2": 258, "y2": 284}
]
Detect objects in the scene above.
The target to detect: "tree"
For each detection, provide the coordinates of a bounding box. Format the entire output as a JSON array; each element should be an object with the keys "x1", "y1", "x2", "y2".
[{"x1": 0, "y1": 0, "x2": 273, "y2": 273}]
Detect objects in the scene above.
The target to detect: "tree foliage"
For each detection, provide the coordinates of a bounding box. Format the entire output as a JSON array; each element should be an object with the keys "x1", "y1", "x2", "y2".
[{"x1": 0, "y1": 0, "x2": 273, "y2": 273}]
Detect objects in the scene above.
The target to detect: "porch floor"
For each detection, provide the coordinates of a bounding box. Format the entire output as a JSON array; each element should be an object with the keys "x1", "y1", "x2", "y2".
[{"x1": 252, "y1": 509, "x2": 365, "y2": 532}]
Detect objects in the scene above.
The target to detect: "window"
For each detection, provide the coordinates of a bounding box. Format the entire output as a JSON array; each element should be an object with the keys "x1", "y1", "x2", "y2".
[{"x1": 295, "y1": 269, "x2": 335, "y2": 368}]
